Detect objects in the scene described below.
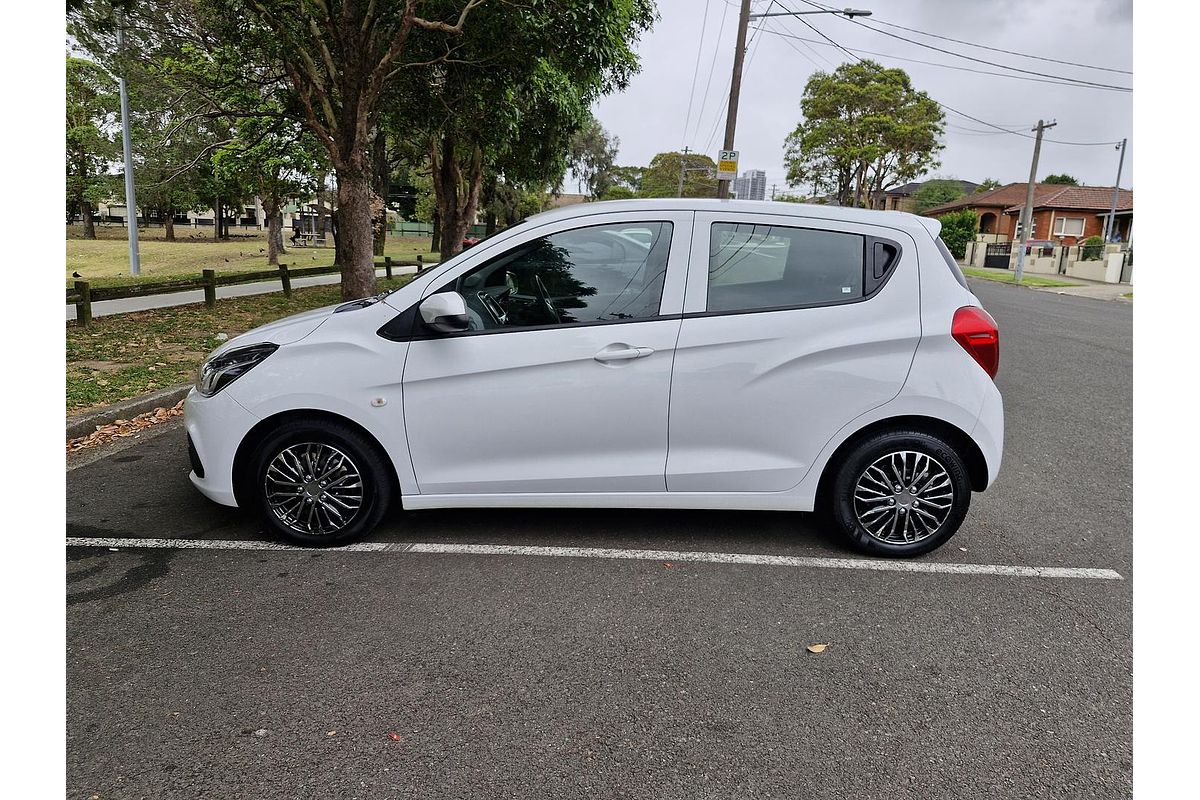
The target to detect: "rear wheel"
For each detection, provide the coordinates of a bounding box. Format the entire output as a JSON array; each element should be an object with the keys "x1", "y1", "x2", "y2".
[
  {"x1": 251, "y1": 420, "x2": 392, "y2": 547},
  {"x1": 829, "y1": 430, "x2": 971, "y2": 557}
]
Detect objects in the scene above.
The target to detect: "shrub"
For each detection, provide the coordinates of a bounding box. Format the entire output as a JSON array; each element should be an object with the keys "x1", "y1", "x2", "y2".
[
  {"x1": 937, "y1": 209, "x2": 978, "y2": 259},
  {"x1": 1080, "y1": 234, "x2": 1105, "y2": 261}
]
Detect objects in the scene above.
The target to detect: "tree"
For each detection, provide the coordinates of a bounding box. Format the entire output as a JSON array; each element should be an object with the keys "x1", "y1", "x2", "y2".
[
  {"x1": 66, "y1": 55, "x2": 119, "y2": 239},
  {"x1": 639, "y1": 151, "x2": 716, "y2": 198},
  {"x1": 774, "y1": 193, "x2": 806, "y2": 203},
  {"x1": 599, "y1": 185, "x2": 636, "y2": 201},
  {"x1": 975, "y1": 177, "x2": 1001, "y2": 192},
  {"x1": 938, "y1": 209, "x2": 978, "y2": 259},
  {"x1": 913, "y1": 179, "x2": 965, "y2": 214},
  {"x1": 608, "y1": 165, "x2": 646, "y2": 195},
  {"x1": 783, "y1": 60, "x2": 944, "y2": 207},
  {"x1": 70, "y1": 0, "x2": 491, "y2": 300},
  {"x1": 214, "y1": 116, "x2": 322, "y2": 264},
  {"x1": 566, "y1": 115, "x2": 620, "y2": 199},
  {"x1": 399, "y1": 0, "x2": 655, "y2": 259},
  {"x1": 1043, "y1": 173, "x2": 1079, "y2": 185}
]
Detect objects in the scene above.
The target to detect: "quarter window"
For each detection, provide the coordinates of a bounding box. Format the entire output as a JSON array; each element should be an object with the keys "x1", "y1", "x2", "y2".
[
  {"x1": 445, "y1": 222, "x2": 673, "y2": 332},
  {"x1": 707, "y1": 222, "x2": 865, "y2": 313}
]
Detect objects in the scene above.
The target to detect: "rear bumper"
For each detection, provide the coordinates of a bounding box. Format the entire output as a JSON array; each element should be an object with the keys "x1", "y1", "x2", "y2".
[{"x1": 184, "y1": 387, "x2": 260, "y2": 507}]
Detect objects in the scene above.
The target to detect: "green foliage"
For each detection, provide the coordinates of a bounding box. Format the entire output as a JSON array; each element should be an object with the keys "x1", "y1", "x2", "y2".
[
  {"x1": 567, "y1": 115, "x2": 620, "y2": 199},
  {"x1": 914, "y1": 179, "x2": 965, "y2": 214},
  {"x1": 1043, "y1": 173, "x2": 1079, "y2": 185},
  {"x1": 937, "y1": 209, "x2": 978, "y2": 259},
  {"x1": 66, "y1": 55, "x2": 119, "y2": 226},
  {"x1": 1080, "y1": 234, "x2": 1105, "y2": 260},
  {"x1": 608, "y1": 166, "x2": 646, "y2": 194},
  {"x1": 975, "y1": 178, "x2": 1002, "y2": 192},
  {"x1": 783, "y1": 60, "x2": 944, "y2": 207},
  {"x1": 599, "y1": 185, "x2": 636, "y2": 201},
  {"x1": 773, "y1": 193, "x2": 806, "y2": 203},
  {"x1": 639, "y1": 151, "x2": 716, "y2": 198}
]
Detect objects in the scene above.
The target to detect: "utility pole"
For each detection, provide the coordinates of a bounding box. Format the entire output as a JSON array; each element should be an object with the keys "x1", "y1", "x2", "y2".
[
  {"x1": 1103, "y1": 138, "x2": 1127, "y2": 243},
  {"x1": 717, "y1": 0, "x2": 752, "y2": 199},
  {"x1": 1013, "y1": 119, "x2": 1056, "y2": 283},
  {"x1": 770, "y1": 184, "x2": 777, "y2": 201},
  {"x1": 717, "y1": 4, "x2": 871, "y2": 200},
  {"x1": 677, "y1": 146, "x2": 692, "y2": 198},
  {"x1": 116, "y1": 15, "x2": 140, "y2": 275}
]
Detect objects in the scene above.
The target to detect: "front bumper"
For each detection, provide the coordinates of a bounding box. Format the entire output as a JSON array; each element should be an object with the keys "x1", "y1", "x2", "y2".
[{"x1": 184, "y1": 386, "x2": 260, "y2": 507}]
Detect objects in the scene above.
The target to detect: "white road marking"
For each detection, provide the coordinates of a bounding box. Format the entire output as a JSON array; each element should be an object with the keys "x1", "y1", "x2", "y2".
[{"x1": 64, "y1": 537, "x2": 1123, "y2": 580}]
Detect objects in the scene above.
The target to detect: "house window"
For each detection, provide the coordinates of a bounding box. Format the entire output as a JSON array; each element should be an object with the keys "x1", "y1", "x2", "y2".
[{"x1": 1054, "y1": 217, "x2": 1085, "y2": 237}]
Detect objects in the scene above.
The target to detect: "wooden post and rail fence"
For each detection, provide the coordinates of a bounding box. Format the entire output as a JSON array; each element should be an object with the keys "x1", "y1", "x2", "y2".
[{"x1": 67, "y1": 256, "x2": 436, "y2": 326}]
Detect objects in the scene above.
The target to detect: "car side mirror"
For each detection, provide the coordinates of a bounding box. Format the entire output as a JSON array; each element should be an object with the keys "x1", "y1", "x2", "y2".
[{"x1": 419, "y1": 291, "x2": 470, "y2": 334}]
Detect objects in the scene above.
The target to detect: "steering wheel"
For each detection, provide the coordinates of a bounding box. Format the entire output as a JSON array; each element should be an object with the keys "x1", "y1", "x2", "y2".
[{"x1": 533, "y1": 273, "x2": 561, "y2": 325}]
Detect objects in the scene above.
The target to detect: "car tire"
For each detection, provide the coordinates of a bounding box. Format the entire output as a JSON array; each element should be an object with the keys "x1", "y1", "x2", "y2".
[
  {"x1": 250, "y1": 420, "x2": 392, "y2": 547},
  {"x1": 829, "y1": 430, "x2": 971, "y2": 558}
]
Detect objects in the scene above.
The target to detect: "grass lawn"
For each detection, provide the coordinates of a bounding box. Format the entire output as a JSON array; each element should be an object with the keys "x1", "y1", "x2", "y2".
[
  {"x1": 66, "y1": 276, "x2": 412, "y2": 413},
  {"x1": 961, "y1": 267, "x2": 1080, "y2": 288},
  {"x1": 66, "y1": 232, "x2": 438, "y2": 288}
]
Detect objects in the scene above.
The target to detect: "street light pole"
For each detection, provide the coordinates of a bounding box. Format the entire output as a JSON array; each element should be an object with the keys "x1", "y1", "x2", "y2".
[
  {"x1": 716, "y1": 3, "x2": 871, "y2": 200},
  {"x1": 116, "y1": 15, "x2": 140, "y2": 275}
]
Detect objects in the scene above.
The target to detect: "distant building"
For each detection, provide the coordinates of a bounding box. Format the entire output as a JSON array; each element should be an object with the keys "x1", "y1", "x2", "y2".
[
  {"x1": 733, "y1": 170, "x2": 766, "y2": 201},
  {"x1": 922, "y1": 182, "x2": 1133, "y2": 245},
  {"x1": 873, "y1": 180, "x2": 980, "y2": 213}
]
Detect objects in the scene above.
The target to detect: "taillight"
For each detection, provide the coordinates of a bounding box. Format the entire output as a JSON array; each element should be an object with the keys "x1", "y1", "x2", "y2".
[{"x1": 952, "y1": 306, "x2": 1000, "y2": 379}]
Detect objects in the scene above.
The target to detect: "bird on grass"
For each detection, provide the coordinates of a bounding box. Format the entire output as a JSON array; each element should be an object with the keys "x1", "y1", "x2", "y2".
[
  {"x1": 72, "y1": 271, "x2": 82, "y2": 278},
  {"x1": 224, "y1": 257, "x2": 230, "y2": 262}
]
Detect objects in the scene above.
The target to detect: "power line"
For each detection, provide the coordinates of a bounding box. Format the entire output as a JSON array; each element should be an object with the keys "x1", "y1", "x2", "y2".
[
  {"x1": 689, "y1": 0, "x2": 731, "y2": 145},
  {"x1": 772, "y1": 5, "x2": 1125, "y2": 148},
  {"x1": 791, "y1": 0, "x2": 1131, "y2": 91},
  {"x1": 703, "y1": 12, "x2": 767, "y2": 153},
  {"x1": 804, "y1": 0, "x2": 1131, "y2": 75},
  {"x1": 756, "y1": 27, "x2": 1132, "y2": 92},
  {"x1": 681, "y1": 0, "x2": 714, "y2": 147}
]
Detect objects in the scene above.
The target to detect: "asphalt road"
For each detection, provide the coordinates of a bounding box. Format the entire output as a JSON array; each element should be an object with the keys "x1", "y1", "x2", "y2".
[{"x1": 66, "y1": 280, "x2": 1132, "y2": 799}]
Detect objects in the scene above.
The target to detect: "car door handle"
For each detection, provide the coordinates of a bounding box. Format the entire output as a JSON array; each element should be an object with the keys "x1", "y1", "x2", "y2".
[{"x1": 594, "y1": 344, "x2": 655, "y2": 362}]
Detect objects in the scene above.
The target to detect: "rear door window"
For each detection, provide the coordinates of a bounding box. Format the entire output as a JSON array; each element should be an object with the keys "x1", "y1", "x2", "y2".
[{"x1": 707, "y1": 222, "x2": 865, "y2": 313}]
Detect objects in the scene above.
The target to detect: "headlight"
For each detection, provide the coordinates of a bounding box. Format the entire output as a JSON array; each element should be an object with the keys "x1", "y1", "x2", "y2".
[{"x1": 196, "y1": 343, "x2": 278, "y2": 397}]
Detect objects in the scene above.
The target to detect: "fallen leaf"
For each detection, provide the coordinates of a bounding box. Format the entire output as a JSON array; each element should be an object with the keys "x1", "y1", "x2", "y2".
[
  {"x1": 387, "y1": 732, "x2": 403, "y2": 742},
  {"x1": 806, "y1": 644, "x2": 828, "y2": 654}
]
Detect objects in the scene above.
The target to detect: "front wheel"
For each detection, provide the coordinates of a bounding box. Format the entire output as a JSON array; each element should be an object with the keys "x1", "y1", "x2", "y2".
[
  {"x1": 829, "y1": 430, "x2": 971, "y2": 557},
  {"x1": 251, "y1": 420, "x2": 392, "y2": 546}
]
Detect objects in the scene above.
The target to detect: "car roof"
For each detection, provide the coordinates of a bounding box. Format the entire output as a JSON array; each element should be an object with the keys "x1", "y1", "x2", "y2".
[{"x1": 527, "y1": 198, "x2": 941, "y2": 240}]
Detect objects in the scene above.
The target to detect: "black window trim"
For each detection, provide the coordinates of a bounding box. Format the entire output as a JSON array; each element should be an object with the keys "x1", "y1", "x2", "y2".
[
  {"x1": 692, "y1": 221, "x2": 904, "y2": 320},
  {"x1": 377, "y1": 219, "x2": 679, "y2": 342}
]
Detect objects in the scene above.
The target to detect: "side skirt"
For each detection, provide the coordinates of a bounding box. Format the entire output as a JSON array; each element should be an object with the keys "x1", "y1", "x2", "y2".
[{"x1": 401, "y1": 492, "x2": 813, "y2": 512}]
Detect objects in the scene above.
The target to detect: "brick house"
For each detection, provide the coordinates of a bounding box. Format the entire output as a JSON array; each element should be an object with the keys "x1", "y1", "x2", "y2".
[{"x1": 923, "y1": 182, "x2": 1133, "y2": 245}]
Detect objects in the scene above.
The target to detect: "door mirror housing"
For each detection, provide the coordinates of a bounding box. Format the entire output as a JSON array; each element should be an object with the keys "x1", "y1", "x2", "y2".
[{"x1": 419, "y1": 291, "x2": 470, "y2": 334}]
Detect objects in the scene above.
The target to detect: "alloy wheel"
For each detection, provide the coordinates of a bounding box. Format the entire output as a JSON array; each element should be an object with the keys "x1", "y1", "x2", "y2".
[
  {"x1": 263, "y1": 442, "x2": 365, "y2": 536},
  {"x1": 852, "y1": 450, "x2": 954, "y2": 545}
]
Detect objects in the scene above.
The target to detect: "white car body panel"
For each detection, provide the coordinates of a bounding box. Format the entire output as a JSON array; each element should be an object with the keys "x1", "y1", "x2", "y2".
[{"x1": 183, "y1": 199, "x2": 1003, "y2": 516}]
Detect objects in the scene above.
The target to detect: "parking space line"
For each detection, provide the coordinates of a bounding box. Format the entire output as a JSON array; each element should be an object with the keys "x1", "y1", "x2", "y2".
[{"x1": 64, "y1": 536, "x2": 1123, "y2": 580}]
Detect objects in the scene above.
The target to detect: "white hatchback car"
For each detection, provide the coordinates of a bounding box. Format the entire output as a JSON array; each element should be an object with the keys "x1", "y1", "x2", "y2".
[{"x1": 185, "y1": 199, "x2": 1002, "y2": 557}]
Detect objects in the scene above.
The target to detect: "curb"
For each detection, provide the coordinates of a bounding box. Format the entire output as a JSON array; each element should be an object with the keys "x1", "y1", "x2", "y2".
[{"x1": 66, "y1": 383, "x2": 192, "y2": 441}]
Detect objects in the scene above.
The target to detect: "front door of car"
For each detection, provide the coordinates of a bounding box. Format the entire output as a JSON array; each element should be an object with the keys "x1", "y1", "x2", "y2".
[
  {"x1": 666, "y1": 212, "x2": 921, "y2": 492},
  {"x1": 401, "y1": 212, "x2": 692, "y2": 496}
]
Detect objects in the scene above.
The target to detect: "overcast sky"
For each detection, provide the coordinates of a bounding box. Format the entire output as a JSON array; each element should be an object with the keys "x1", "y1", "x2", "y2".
[{"x1": 589, "y1": 0, "x2": 1132, "y2": 195}]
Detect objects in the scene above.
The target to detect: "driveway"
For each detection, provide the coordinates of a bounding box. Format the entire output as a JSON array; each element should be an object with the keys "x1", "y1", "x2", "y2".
[{"x1": 66, "y1": 279, "x2": 1132, "y2": 799}]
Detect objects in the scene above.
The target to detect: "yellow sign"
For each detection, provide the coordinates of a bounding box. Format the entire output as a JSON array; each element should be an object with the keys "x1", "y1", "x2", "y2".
[{"x1": 717, "y1": 149, "x2": 739, "y2": 180}]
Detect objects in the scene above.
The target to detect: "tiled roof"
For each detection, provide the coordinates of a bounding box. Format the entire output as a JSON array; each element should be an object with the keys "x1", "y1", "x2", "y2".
[
  {"x1": 1003, "y1": 185, "x2": 1133, "y2": 214},
  {"x1": 883, "y1": 179, "x2": 979, "y2": 197},
  {"x1": 924, "y1": 182, "x2": 1133, "y2": 216}
]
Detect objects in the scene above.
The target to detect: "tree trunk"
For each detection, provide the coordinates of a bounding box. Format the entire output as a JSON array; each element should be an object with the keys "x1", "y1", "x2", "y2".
[
  {"x1": 335, "y1": 168, "x2": 379, "y2": 300},
  {"x1": 82, "y1": 203, "x2": 96, "y2": 239},
  {"x1": 213, "y1": 197, "x2": 222, "y2": 241},
  {"x1": 316, "y1": 174, "x2": 329, "y2": 240},
  {"x1": 264, "y1": 197, "x2": 282, "y2": 266},
  {"x1": 431, "y1": 210, "x2": 440, "y2": 253},
  {"x1": 164, "y1": 210, "x2": 175, "y2": 242},
  {"x1": 430, "y1": 133, "x2": 485, "y2": 260},
  {"x1": 371, "y1": 129, "x2": 389, "y2": 257}
]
